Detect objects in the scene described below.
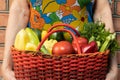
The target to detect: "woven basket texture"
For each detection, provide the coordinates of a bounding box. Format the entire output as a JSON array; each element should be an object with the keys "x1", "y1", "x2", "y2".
[
  {"x1": 11, "y1": 24, "x2": 110, "y2": 80},
  {"x1": 11, "y1": 47, "x2": 109, "y2": 80}
]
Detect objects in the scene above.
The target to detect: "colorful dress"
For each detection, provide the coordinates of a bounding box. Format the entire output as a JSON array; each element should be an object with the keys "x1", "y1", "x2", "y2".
[{"x1": 28, "y1": 0, "x2": 94, "y2": 31}]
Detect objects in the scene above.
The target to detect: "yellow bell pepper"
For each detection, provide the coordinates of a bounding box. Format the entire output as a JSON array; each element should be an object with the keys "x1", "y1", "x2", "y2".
[
  {"x1": 25, "y1": 28, "x2": 39, "y2": 46},
  {"x1": 14, "y1": 28, "x2": 40, "y2": 51},
  {"x1": 14, "y1": 29, "x2": 29, "y2": 50},
  {"x1": 25, "y1": 42, "x2": 37, "y2": 51},
  {"x1": 43, "y1": 39, "x2": 57, "y2": 54},
  {"x1": 41, "y1": 30, "x2": 48, "y2": 40}
]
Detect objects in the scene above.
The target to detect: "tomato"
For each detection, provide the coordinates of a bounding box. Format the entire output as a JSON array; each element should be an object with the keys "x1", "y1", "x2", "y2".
[
  {"x1": 72, "y1": 37, "x2": 88, "y2": 53},
  {"x1": 72, "y1": 37, "x2": 88, "y2": 46},
  {"x1": 52, "y1": 41, "x2": 75, "y2": 56}
]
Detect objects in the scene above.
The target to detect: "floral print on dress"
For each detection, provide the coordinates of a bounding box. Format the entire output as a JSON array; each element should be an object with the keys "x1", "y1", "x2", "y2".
[
  {"x1": 70, "y1": 7, "x2": 88, "y2": 31},
  {"x1": 29, "y1": 0, "x2": 94, "y2": 31},
  {"x1": 59, "y1": 0, "x2": 80, "y2": 16}
]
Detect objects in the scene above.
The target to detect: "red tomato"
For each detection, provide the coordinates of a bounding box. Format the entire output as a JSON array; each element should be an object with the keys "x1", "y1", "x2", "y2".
[
  {"x1": 72, "y1": 37, "x2": 88, "y2": 53},
  {"x1": 52, "y1": 41, "x2": 75, "y2": 56},
  {"x1": 72, "y1": 37, "x2": 88, "y2": 46}
]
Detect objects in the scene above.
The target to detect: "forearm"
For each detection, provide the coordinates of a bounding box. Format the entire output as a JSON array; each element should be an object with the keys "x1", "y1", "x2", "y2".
[
  {"x1": 93, "y1": 0, "x2": 118, "y2": 79},
  {"x1": 93, "y1": 0, "x2": 114, "y2": 33},
  {"x1": 2, "y1": 0, "x2": 29, "y2": 71}
]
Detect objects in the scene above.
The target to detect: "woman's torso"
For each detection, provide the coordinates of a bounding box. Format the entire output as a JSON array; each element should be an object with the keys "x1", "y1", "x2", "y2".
[{"x1": 28, "y1": 0, "x2": 94, "y2": 31}]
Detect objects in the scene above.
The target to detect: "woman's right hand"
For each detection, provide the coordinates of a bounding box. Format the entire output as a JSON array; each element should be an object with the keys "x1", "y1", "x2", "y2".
[{"x1": 1, "y1": 68, "x2": 16, "y2": 80}]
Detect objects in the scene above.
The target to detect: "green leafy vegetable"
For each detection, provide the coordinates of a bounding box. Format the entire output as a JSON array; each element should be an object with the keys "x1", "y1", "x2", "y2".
[
  {"x1": 80, "y1": 21, "x2": 120, "y2": 55},
  {"x1": 100, "y1": 33, "x2": 116, "y2": 52}
]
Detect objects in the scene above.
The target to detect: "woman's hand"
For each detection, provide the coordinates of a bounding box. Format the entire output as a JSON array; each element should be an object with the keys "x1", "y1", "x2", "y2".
[
  {"x1": 105, "y1": 69, "x2": 118, "y2": 80},
  {"x1": 106, "y1": 71, "x2": 118, "y2": 80},
  {"x1": 1, "y1": 68, "x2": 16, "y2": 80},
  {"x1": 2, "y1": 71, "x2": 16, "y2": 80},
  {"x1": 105, "y1": 54, "x2": 118, "y2": 80}
]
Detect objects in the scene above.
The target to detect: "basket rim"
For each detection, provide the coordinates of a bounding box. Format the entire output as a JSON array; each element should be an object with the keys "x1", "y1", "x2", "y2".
[{"x1": 11, "y1": 46, "x2": 110, "y2": 58}]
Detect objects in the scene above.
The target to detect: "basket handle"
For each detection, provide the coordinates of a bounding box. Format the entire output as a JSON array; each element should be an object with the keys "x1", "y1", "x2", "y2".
[
  {"x1": 36, "y1": 29, "x2": 82, "y2": 54},
  {"x1": 47, "y1": 23, "x2": 80, "y2": 37}
]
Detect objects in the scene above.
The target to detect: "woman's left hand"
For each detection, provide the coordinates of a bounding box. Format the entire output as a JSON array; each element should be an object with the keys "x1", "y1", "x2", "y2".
[
  {"x1": 105, "y1": 54, "x2": 118, "y2": 80},
  {"x1": 105, "y1": 70, "x2": 118, "y2": 80}
]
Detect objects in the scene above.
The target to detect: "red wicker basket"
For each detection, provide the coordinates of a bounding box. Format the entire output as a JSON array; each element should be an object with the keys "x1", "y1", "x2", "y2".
[{"x1": 11, "y1": 24, "x2": 110, "y2": 80}]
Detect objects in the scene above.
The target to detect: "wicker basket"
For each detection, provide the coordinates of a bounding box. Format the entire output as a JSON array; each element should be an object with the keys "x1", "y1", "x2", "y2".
[{"x1": 11, "y1": 24, "x2": 110, "y2": 80}]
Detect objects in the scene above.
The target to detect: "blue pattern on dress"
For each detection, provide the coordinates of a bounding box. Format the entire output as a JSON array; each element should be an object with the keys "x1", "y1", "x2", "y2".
[
  {"x1": 61, "y1": 14, "x2": 77, "y2": 24},
  {"x1": 55, "y1": 0, "x2": 67, "y2": 4}
]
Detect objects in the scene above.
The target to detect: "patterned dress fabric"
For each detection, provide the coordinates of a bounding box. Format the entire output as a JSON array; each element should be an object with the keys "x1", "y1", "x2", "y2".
[{"x1": 28, "y1": 0, "x2": 94, "y2": 31}]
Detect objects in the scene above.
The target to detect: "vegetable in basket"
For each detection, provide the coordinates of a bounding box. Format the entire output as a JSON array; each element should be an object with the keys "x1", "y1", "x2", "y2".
[
  {"x1": 25, "y1": 28, "x2": 39, "y2": 46},
  {"x1": 32, "y1": 28, "x2": 42, "y2": 41},
  {"x1": 14, "y1": 28, "x2": 39, "y2": 51},
  {"x1": 80, "y1": 22, "x2": 120, "y2": 54},
  {"x1": 72, "y1": 37, "x2": 88, "y2": 53},
  {"x1": 41, "y1": 30, "x2": 58, "y2": 55},
  {"x1": 72, "y1": 37, "x2": 88, "y2": 46},
  {"x1": 100, "y1": 33, "x2": 116, "y2": 52},
  {"x1": 14, "y1": 29, "x2": 29, "y2": 50},
  {"x1": 40, "y1": 45, "x2": 50, "y2": 55},
  {"x1": 43, "y1": 39, "x2": 57, "y2": 55},
  {"x1": 82, "y1": 41, "x2": 98, "y2": 53},
  {"x1": 49, "y1": 32, "x2": 64, "y2": 41},
  {"x1": 52, "y1": 41, "x2": 75, "y2": 56},
  {"x1": 25, "y1": 42, "x2": 37, "y2": 51},
  {"x1": 72, "y1": 36, "x2": 98, "y2": 53},
  {"x1": 41, "y1": 30, "x2": 48, "y2": 40}
]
